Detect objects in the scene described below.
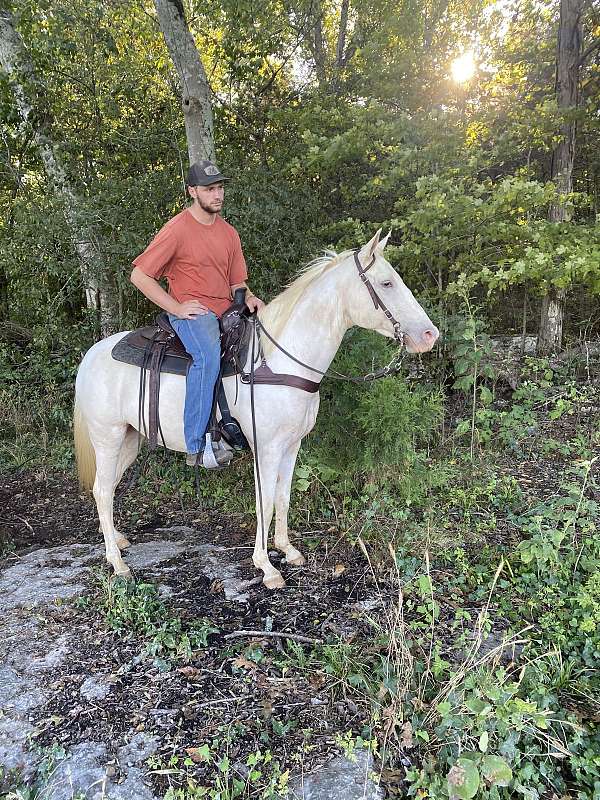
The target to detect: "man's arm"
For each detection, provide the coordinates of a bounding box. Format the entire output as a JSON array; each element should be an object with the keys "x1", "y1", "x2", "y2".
[
  {"x1": 131, "y1": 267, "x2": 208, "y2": 319},
  {"x1": 231, "y1": 281, "x2": 265, "y2": 313}
]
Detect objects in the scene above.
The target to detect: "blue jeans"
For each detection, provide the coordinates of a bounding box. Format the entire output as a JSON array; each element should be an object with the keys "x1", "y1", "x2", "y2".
[{"x1": 168, "y1": 312, "x2": 221, "y2": 454}]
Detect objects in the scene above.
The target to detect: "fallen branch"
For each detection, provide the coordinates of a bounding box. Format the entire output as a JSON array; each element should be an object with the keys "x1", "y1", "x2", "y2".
[{"x1": 224, "y1": 629, "x2": 322, "y2": 646}]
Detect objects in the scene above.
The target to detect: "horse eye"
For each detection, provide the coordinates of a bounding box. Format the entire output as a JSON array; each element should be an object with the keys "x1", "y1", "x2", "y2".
[{"x1": 381, "y1": 280, "x2": 393, "y2": 289}]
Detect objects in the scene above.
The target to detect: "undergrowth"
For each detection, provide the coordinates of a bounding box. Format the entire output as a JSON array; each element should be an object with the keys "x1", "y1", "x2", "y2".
[{"x1": 2, "y1": 320, "x2": 600, "y2": 798}]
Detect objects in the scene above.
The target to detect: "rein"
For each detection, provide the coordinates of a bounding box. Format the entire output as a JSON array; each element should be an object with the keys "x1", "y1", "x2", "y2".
[{"x1": 251, "y1": 250, "x2": 407, "y2": 386}]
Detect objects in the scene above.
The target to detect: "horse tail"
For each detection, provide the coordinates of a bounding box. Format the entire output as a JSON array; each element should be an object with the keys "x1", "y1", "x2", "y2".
[{"x1": 74, "y1": 400, "x2": 96, "y2": 493}]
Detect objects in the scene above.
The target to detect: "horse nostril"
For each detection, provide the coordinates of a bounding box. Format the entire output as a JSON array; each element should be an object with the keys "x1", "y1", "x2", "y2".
[{"x1": 423, "y1": 329, "x2": 438, "y2": 343}]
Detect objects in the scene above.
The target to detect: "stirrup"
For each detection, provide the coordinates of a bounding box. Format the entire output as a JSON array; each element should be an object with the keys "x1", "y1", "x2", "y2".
[{"x1": 201, "y1": 433, "x2": 219, "y2": 469}]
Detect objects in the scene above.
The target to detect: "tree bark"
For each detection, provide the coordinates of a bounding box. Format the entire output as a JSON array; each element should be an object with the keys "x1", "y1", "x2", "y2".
[
  {"x1": 153, "y1": 0, "x2": 215, "y2": 163},
  {"x1": 310, "y1": 0, "x2": 327, "y2": 87},
  {"x1": 0, "y1": 8, "x2": 118, "y2": 335},
  {"x1": 331, "y1": 0, "x2": 350, "y2": 92},
  {"x1": 538, "y1": 0, "x2": 583, "y2": 354}
]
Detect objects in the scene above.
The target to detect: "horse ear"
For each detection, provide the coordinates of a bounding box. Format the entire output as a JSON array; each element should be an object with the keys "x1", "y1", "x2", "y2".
[
  {"x1": 376, "y1": 230, "x2": 392, "y2": 253},
  {"x1": 359, "y1": 229, "x2": 382, "y2": 261}
]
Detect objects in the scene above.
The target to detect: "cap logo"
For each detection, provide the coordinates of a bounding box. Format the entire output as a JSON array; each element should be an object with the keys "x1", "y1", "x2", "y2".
[{"x1": 204, "y1": 165, "x2": 220, "y2": 176}]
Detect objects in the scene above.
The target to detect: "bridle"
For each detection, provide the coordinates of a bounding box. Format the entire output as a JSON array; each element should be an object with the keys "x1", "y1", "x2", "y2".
[
  {"x1": 353, "y1": 249, "x2": 406, "y2": 346},
  {"x1": 250, "y1": 248, "x2": 407, "y2": 386}
]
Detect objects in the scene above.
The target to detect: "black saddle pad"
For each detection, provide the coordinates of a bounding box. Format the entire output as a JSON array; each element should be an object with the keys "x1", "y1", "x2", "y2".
[{"x1": 111, "y1": 315, "x2": 252, "y2": 378}]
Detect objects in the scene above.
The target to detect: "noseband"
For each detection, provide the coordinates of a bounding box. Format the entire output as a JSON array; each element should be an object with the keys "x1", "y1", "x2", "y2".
[{"x1": 353, "y1": 250, "x2": 405, "y2": 345}]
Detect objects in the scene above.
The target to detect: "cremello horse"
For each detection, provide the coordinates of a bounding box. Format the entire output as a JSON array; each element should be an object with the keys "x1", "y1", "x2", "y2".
[{"x1": 74, "y1": 231, "x2": 439, "y2": 589}]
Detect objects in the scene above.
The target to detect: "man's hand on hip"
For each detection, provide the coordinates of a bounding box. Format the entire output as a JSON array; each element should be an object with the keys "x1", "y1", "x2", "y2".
[
  {"x1": 176, "y1": 300, "x2": 209, "y2": 319},
  {"x1": 246, "y1": 295, "x2": 265, "y2": 313}
]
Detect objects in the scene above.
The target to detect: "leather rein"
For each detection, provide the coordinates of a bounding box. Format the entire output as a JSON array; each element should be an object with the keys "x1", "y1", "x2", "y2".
[{"x1": 243, "y1": 250, "x2": 407, "y2": 393}]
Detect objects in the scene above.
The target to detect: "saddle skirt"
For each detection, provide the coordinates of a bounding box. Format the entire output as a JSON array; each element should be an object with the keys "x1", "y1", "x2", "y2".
[{"x1": 111, "y1": 311, "x2": 251, "y2": 378}]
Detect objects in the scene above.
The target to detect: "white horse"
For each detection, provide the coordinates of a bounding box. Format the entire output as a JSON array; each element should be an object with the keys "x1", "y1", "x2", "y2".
[{"x1": 74, "y1": 230, "x2": 439, "y2": 589}]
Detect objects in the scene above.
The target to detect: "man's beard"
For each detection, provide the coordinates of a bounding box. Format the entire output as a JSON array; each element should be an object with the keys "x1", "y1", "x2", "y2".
[{"x1": 196, "y1": 197, "x2": 222, "y2": 214}]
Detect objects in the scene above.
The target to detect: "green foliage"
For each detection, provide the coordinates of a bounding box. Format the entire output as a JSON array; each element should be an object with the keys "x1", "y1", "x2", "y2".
[
  {"x1": 147, "y1": 725, "x2": 290, "y2": 800},
  {"x1": 95, "y1": 573, "x2": 218, "y2": 662},
  {"x1": 296, "y1": 329, "x2": 444, "y2": 519}
]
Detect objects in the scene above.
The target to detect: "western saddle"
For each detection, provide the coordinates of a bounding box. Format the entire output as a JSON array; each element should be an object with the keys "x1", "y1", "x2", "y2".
[{"x1": 111, "y1": 289, "x2": 320, "y2": 453}]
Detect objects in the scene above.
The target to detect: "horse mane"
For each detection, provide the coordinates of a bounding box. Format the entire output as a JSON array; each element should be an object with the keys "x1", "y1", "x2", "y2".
[{"x1": 259, "y1": 249, "x2": 354, "y2": 354}]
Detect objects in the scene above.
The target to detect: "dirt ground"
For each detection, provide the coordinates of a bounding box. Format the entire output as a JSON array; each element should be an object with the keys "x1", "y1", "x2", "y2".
[{"x1": 1, "y1": 466, "x2": 394, "y2": 798}]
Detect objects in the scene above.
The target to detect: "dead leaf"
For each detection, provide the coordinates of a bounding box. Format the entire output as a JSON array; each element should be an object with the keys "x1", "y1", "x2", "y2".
[
  {"x1": 308, "y1": 673, "x2": 326, "y2": 690},
  {"x1": 232, "y1": 656, "x2": 258, "y2": 672},
  {"x1": 400, "y1": 721, "x2": 414, "y2": 749},
  {"x1": 178, "y1": 666, "x2": 201, "y2": 678},
  {"x1": 185, "y1": 747, "x2": 210, "y2": 763}
]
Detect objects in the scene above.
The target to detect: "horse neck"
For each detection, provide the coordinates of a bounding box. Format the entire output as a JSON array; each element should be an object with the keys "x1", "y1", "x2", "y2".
[{"x1": 267, "y1": 264, "x2": 352, "y2": 377}]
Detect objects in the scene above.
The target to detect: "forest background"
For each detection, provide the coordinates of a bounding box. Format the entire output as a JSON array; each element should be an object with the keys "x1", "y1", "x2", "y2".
[{"x1": 1, "y1": 0, "x2": 600, "y2": 798}]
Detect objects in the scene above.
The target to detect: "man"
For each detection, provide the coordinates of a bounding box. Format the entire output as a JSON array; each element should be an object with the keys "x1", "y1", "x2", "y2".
[{"x1": 130, "y1": 160, "x2": 264, "y2": 468}]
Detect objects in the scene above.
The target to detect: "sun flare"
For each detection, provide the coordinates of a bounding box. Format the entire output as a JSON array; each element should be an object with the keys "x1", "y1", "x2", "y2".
[{"x1": 451, "y1": 51, "x2": 476, "y2": 83}]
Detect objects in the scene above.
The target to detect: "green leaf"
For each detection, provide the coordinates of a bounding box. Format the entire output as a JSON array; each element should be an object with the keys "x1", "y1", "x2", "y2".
[
  {"x1": 465, "y1": 697, "x2": 488, "y2": 715},
  {"x1": 479, "y1": 386, "x2": 493, "y2": 405},
  {"x1": 438, "y1": 701, "x2": 452, "y2": 717},
  {"x1": 218, "y1": 755, "x2": 230, "y2": 773},
  {"x1": 482, "y1": 755, "x2": 512, "y2": 787},
  {"x1": 447, "y1": 758, "x2": 480, "y2": 799}
]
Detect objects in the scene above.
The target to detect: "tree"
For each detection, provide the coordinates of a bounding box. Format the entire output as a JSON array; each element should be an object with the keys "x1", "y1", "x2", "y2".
[
  {"x1": 153, "y1": 0, "x2": 215, "y2": 163},
  {"x1": 0, "y1": 5, "x2": 118, "y2": 335},
  {"x1": 538, "y1": 0, "x2": 584, "y2": 353}
]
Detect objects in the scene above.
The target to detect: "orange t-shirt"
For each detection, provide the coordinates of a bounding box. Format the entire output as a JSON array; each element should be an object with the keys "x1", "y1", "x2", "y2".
[{"x1": 132, "y1": 209, "x2": 248, "y2": 317}]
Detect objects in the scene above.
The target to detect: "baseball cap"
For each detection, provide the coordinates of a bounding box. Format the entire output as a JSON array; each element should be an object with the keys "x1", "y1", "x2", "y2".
[{"x1": 186, "y1": 160, "x2": 230, "y2": 186}]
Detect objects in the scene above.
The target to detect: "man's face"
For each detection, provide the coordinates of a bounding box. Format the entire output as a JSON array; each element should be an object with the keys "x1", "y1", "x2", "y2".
[{"x1": 188, "y1": 182, "x2": 224, "y2": 214}]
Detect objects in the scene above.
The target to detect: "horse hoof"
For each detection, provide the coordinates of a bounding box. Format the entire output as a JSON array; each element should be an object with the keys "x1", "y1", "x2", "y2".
[
  {"x1": 287, "y1": 553, "x2": 306, "y2": 567},
  {"x1": 115, "y1": 536, "x2": 131, "y2": 550},
  {"x1": 263, "y1": 574, "x2": 286, "y2": 590},
  {"x1": 114, "y1": 566, "x2": 132, "y2": 580}
]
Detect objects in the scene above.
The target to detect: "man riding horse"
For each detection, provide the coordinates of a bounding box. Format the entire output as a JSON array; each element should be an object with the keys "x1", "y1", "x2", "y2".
[{"x1": 130, "y1": 160, "x2": 265, "y2": 469}]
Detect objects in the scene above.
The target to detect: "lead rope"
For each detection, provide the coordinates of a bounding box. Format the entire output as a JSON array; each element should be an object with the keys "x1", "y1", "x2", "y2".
[{"x1": 250, "y1": 319, "x2": 267, "y2": 552}]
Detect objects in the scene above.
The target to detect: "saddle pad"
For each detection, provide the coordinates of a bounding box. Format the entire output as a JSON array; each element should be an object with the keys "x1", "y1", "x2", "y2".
[
  {"x1": 111, "y1": 327, "x2": 190, "y2": 375},
  {"x1": 111, "y1": 323, "x2": 253, "y2": 378}
]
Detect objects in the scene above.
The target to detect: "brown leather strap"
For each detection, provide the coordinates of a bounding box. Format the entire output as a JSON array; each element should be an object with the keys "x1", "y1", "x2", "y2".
[
  {"x1": 353, "y1": 250, "x2": 404, "y2": 342},
  {"x1": 242, "y1": 363, "x2": 320, "y2": 393}
]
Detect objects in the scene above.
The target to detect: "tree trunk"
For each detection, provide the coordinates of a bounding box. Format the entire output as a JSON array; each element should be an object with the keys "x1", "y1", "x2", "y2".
[
  {"x1": 311, "y1": 0, "x2": 327, "y2": 87},
  {"x1": 538, "y1": 0, "x2": 583, "y2": 354},
  {"x1": 153, "y1": 0, "x2": 215, "y2": 163},
  {"x1": 332, "y1": 0, "x2": 350, "y2": 88},
  {"x1": 0, "y1": 8, "x2": 118, "y2": 335}
]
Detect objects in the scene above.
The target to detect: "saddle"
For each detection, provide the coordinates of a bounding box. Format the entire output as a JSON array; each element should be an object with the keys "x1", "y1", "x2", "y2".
[
  {"x1": 111, "y1": 292, "x2": 251, "y2": 450},
  {"x1": 111, "y1": 289, "x2": 320, "y2": 453}
]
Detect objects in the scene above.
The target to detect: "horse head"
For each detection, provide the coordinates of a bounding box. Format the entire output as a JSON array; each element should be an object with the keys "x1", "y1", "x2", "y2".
[{"x1": 344, "y1": 230, "x2": 439, "y2": 353}]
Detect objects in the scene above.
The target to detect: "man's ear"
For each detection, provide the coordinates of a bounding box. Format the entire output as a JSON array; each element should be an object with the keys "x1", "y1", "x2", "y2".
[{"x1": 358, "y1": 228, "x2": 382, "y2": 262}]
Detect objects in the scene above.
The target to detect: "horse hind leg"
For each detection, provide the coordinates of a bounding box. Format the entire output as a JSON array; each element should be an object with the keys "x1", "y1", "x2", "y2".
[
  {"x1": 274, "y1": 441, "x2": 305, "y2": 566},
  {"x1": 91, "y1": 426, "x2": 133, "y2": 577},
  {"x1": 98, "y1": 426, "x2": 140, "y2": 550}
]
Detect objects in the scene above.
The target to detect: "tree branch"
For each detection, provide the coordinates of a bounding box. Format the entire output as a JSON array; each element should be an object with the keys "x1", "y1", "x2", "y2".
[
  {"x1": 578, "y1": 36, "x2": 600, "y2": 66},
  {"x1": 224, "y1": 629, "x2": 322, "y2": 646}
]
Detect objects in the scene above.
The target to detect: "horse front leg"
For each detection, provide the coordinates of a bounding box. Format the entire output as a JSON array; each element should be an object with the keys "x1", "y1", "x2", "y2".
[
  {"x1": 274, "y1": 441, "x2": 305, "y2": 566},
  {"x1": 252, "y1": 450, "x2": 286, "y2": 589}
]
